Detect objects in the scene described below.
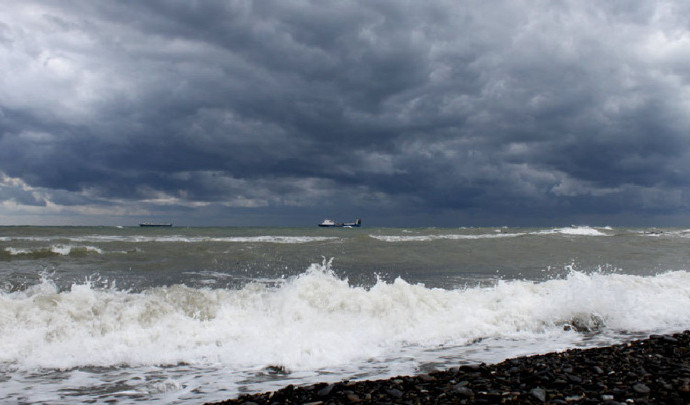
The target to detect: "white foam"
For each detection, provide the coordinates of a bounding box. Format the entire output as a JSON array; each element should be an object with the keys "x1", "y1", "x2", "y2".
[
  {"x1": 0, "y1": 235, "x2": 338, "y2": 244},
  {"x1": 4, "y1": 247, "x2": 32, "y2": 255},
  {"x1": 55, "y1": 244, "x2": 104, "y2": 255},
  {"x1": 368, "y1": 227, "x2": 611, "y2": 242},
  {"x1": 370, "y1": 232, "x2": 525, "y2": 242},
  {"x1": 1, "y1": 261, "x2": 689, "y2": 374},
  {"x1": 56, "y1": 245, "x2": 103, "y2": 255},
  {"x1": 539, "y1": 226, "x2": 608, "y2": 236},
  {"x1": 212, "y1": 236, "x2": 339, "y2": 244},
  {"x1": 3, "y1": 245, "x2": 103, "y2": 256}
]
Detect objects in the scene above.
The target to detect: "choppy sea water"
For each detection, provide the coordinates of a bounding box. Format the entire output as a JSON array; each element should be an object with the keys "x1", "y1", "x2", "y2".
[{"x1": 1, "y1": 225, "x2": 690, "y2": 404}]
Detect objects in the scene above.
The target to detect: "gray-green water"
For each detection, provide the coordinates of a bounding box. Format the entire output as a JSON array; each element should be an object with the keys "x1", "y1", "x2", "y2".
[
  {"x1": 2, "y1": 225, "x2": 687, "y2": 290},
  {"x1": 1, "y1": 225, "x2": 689, "y2": 403}
]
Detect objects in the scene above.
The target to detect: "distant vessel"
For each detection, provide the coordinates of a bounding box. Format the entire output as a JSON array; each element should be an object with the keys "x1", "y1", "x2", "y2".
[
  {"x1": 318, "y1": 218, "x2": 361, "y2": 227},
  {"x1": 139, "y1": 223, "x2": 173, "y2": 227}
]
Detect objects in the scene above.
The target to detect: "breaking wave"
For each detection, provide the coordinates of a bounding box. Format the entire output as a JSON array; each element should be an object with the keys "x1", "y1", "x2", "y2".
[
  {"x1": 369, "y1": 232, "x2": 525, "y2": 242},
  {"x1": 0, "y1": 235, "x2": 338, "y2": 244},
  {"x1": 538, "y1": 226, "x2": 609, "y2": 236},
  {"x1": 1, "y1": 260, "x2": 689, "y2": 372},
  {"x1": 370, "y1": 226, "x2": 610, "y2": 242},
  {"x1": 1, "y1": 245, "x2": 103, "y2": 259}
]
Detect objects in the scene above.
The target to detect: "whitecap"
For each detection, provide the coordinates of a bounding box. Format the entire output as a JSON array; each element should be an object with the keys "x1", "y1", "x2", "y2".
[{"x1": 1, "y1": 261, "x2": 688, "y2": 372}]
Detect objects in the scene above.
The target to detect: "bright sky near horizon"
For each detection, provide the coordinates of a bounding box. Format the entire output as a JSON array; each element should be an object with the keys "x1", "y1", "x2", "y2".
[{"x1": 1, "y1": 1, "x2": 690, "y2": 226}]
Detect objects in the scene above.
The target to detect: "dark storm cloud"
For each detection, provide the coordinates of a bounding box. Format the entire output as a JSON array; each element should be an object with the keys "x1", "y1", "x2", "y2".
[{"x1": 2, "y1": 0, "x2": 690, "y2": 225}]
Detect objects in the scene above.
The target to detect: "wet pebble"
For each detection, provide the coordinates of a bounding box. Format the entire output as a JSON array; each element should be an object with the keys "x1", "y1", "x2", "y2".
[
  {"x1": 209, "y1": 330, "x2": 690, "y2": 405},
  {"x1": 529, "y1": 387, "x2": 546, "y2": 402}
]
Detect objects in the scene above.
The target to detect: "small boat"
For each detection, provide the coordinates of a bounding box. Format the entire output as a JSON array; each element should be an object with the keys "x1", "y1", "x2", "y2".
[
  {"x1": 318, "y1": 218, "x2": 361, "y2": 227},
  {"x1": 139, "y1": 223, "x2": 173, "y2": 227}
]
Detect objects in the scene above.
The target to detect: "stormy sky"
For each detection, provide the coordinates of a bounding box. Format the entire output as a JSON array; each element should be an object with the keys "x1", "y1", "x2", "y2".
[{"x1": 1, "y1": 1, "x2": 690, "y2": 226}]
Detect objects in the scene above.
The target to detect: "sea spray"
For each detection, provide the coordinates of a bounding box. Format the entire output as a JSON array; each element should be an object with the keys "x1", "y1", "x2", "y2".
[{"x1": 2, "y1": 260, "x2": 690, "y2": 373}]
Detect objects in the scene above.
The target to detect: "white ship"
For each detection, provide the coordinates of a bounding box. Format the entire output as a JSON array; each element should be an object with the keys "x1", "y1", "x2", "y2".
[{"x1": 318, "y1": 218, "x2": 361, "y2": 227}]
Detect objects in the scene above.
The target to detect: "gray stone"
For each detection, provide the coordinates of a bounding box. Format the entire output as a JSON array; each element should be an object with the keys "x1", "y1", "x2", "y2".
[
  {"x1": 530, "y1": 387, "x2": 546, "y2": 402},
  {"x1": 566, "y1": 373, "x2": 582, "y2": 383},
  {"x1": 317, "y1": 384, "x2": 335, "y2": 397},
  {"x1": 418, "y1": 373, "x2": 435, "y2": 382},
  {"x1": 386, "y1": 388, "x2": 403, "y2": 399},
  {"x1": 452, "y1": 384, "x2": 473, "y2": 396},
  {"x1": 633, "y1": 383, "x2": 650, "y2": 394}
]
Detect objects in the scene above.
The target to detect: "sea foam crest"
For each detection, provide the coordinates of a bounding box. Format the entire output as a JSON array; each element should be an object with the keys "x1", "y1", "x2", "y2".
[
  {"x1": 539, "y1": 226, "x2": 608, "y2": 236},
  {"x1": 369, "y1": 226, "x2": 609, "y2": 242},
  {"x1": 370, "y1": 233, "x2": 525, "y2": 242},
  {"x1": 1, "y1": 261, "x2": 689, "y2": 372},
  {"x1": 2, "y1": 244, "x2": 103, "y2": 258},
  {"x1": 1, "y1": 235, "x2": 338, "y2": 244}
]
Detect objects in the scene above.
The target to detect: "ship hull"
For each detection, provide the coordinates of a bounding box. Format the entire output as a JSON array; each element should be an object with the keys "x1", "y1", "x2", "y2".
[{"x1": 318, "y1": 219, "x2": 361, "y2": 227}]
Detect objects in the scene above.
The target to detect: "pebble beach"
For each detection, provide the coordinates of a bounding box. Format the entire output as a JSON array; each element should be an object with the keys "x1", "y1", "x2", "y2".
[{"x1": 209, "y1": 331, "x2": 690, "y2": 405}]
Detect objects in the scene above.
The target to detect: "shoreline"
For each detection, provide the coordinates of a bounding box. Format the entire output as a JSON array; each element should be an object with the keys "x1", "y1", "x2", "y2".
[{"x1": 207, "y1": 331, "x2": 690, "y2": 404}]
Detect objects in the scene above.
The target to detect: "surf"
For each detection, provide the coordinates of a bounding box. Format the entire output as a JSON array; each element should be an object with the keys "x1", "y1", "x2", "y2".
[{"x1": 1, "y1": 260, "x2": 689, "y2": 373}]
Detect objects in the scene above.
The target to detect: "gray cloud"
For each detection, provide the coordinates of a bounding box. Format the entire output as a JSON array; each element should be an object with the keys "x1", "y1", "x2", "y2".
[{"x1": 1, "y1": 0, "x2": 690, "y2": 225}]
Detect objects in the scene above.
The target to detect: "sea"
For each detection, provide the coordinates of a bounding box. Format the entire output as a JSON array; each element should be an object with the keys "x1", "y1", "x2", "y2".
[{"x1": 1, "y1": 225, "x2": 690, "y2": 404}]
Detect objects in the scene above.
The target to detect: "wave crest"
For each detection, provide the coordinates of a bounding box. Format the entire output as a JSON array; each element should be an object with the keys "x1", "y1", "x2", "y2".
[
  {"x1": 0, "y1": 262, "x2": 688, "y2": 371},
  {"x1": 1, "y1": 245, "x2": 103, "y2": 259}
]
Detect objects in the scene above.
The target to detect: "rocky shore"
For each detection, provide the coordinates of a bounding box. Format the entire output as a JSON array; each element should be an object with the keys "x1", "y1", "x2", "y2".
[{"x1": 208, "y1": 331, "x2": 690, "y2": 404}]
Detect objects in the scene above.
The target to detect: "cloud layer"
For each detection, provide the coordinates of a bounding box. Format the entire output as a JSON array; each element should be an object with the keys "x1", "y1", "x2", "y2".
[{"x1": 2, "y1": 1, "x2": 690, "y2": 226}]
